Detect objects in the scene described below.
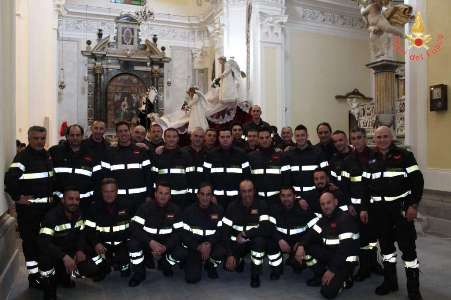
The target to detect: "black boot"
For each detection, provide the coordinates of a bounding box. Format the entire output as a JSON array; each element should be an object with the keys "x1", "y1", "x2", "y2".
[
  {"x1": 236, "y1": 259, "x2": 245, "y2": 273},
  {"x1": 28, "y1": 274, "x2": 42, "y2": 289},
  {"x1": 354, "y1": 250, "x2": 371, "y2": 282},
  {"x1": 205, "y1": 261, "x2": 219, "y2": 279},
  {"x1": 375, "y1": 262, "x2": 398, "y2": 295},
  {"x1": 270, "y1": 265, "x2": 282, "y2": 280},
  {"x1": 120, "y1": 265, "x2": 131, "y2": 278},
  {"x1": 158, "y1": 257, "x2": 174, "y2": 277},
  {"x1": 306, "y1": 264, "x2": 325, "y2": 287},
  {"x1": 128, "y1": 267, "x2": 146, "y2": 287},
  {"x1": 369, "y1": 248, "x2": 383, "y2": 276},
  {"x1": 406, "y1": 268, "x2": 423, "y2": 300},
  {"x1": 250, "y1": 264, "x2": 261, "y2": 288},
  {"x1": 42, "y1": 276, "x2": 57, "y2": 300}
]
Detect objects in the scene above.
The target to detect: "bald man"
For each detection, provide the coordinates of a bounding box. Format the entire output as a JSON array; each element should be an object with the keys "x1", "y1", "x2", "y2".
[
  {"x1": 364, "y1": 126, "x2": 424, "y2": 300},
  {"x1": 243, "y1": 105, "x2": 270, "y2": 135}
]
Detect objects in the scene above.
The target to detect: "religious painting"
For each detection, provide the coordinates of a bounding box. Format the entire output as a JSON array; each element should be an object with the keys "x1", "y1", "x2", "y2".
[
  {"x1": 106, "y1": 74, "x2": 147, "y2": 129},
  {"x1": 121, "y1": 27, "x2": 135, "y2": 46}
]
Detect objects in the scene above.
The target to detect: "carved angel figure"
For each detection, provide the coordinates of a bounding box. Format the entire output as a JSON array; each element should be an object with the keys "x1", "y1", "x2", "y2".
[{"x1": 358, "y1": 0, "x2": 412, "y2": 58}]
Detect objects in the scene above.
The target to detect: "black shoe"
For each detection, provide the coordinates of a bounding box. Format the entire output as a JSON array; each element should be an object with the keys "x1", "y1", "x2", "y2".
[
  {"x1": 59, "y1": 279, "x2": 75, "y2": 289},
  {"x1": 92, "y1": 271, "x2": 107, "y2": 282},
  {"x1": 270, "y1": 270, "x2": 280, "y2": 281},
  {"x1": 42, "y1": 277, "x2": 57, "y2": 300},
  {"x1": 128, "y1": 272, "x2": 145, "y2": 287},
  {"x1": 306, "y1": 276, "x2": 322, "y2": 287},
  {"x1": 375, "y1": 262, "x2": 398, "y2": 295},
  {"x1": 158, "y1": 259, "x2": 174, "y2": 277},
  {"x1": 120, "y1": 268, "x2": 131, "y2": 278},
  {"x1": 344, "y1": 277, "x2": 354, "y2": 289},
  {"x1": 406, "y1": 268, "x2": 423, "y2": 300},
  {"x1": 207, "y1": 267, "x2": 218, "y2": 279},
  {"x1": 28, "y1": 274, "x2": 42, "y2": 289},
  {"x1": 236, "y1": 260, "x2": 245, "y2": 273},
  {"x1": 250, "y1": 274, "x2": 260, "y2": 288}
]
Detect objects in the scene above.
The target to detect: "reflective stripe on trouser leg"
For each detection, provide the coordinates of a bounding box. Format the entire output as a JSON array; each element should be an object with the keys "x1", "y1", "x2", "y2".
[
  {"x1": 382, "y1": 252, "x2": 397, "y2": 263},
  {"x1": 305, "y1": 255, "x2": 317, "y2": 267},
  {"x1": 208, "y1": 257, "x2": 222, "y2": 268},
  {"x1": 40, "y1": 268, "x2": 56, "y2": 278},
  {"x1": 166, "y1": 254, "x2": 180, "y2": 266},
  {"x1": 250, "y1": 251, "x2": 265, "y2": 266},
  {"x1": 404, "y1": 258, "x2": 419, "y2": 269},
  {"x1": 26, "y1": 260, "x2": 39, "y2": 275},
  {"x1": 267, "y1": 252, "x2": 283, "y2": 267},
  {"x1": 129, "y1": 250, "x2": 144, "y2": 265}
]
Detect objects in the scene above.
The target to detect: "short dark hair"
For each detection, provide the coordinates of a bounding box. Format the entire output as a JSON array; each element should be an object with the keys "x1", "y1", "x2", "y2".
[
  {"x1": 151, "y1": 123, "x2": 162, "y2": 129},
  {"x1": 316, "y1": 122, "x2": 332, "y2": 133},
  {"x1": 156, "y1": 181, "x2": 171, "y2": 191},
  {"x1": 63, "y1": 185, "x2": 80, "y2": 195},
  {"x1": 66, "y1": 124, "x2": 84, "y2": 136},
  {"x1": 313, "y1": 168, "x2": 328, "y2": 177},
  {"x1": 350, "y1": 127, "x2": 367, "y2": 138},
  {"x1": 280, "y1": 185, "x2": 295, "y2": 194},
  {"x1": 319, "y1": 190, "x2": 337, "y2": 200},
  {"x1": 197, "y1": 182, "x2": 214, "y2": 193},
  {"x1": 231, "y1": 122, "x2": 243, "y2": 130},
  {"x1": 100, "y1": 178, "x2": 118, "y2": 189},
  {"x1": 115, "y1": 121, "x2": 130, "y2": 131},
  {"x1": 258, "y1": 126, "x2": 272, "y2": 135},
  {"x1": 28, "y1": 126, "x2": 46, "y2": 137},
  {"x1": 246, "y1": 128, "x2": 258, "y2": 135},
  {"x1": 332, "y1": 130, "x2": 347, "y2": 137},
  {"x1": 294, "y1": 124, "x2": 308, "y2": 133},
  {"x1": 206, "y1": 128, "x2": 217, "y2": 135},
  {"x1": 164, "y1": 127, "x2": 179, "y2": 137},
  {"x1": 218, "y1": 127, "x2": 232, "y2": 135}
]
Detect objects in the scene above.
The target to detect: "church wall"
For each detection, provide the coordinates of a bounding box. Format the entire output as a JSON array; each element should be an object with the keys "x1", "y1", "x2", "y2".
[
  {"x1": 427, "y1": 0, "x2": 451, "y2": 169},
  {"x1": 286, "y1": 29, "x2": 371, "y2": 143},
  {"x1": 1, "y1": 0, "x2": 16, "y2": 214}
]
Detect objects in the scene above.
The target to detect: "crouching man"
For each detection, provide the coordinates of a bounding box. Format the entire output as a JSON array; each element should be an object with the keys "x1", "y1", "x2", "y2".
[
  {"x1": 38, "y1": 187, "x2": 103, "y2": 300},
  {"x1": 128, "y1": 181, "x2": 185, "y2": 287},
  {"x1": 84, "y1": 178, "x2": 131, "y2": 279},
  {"x1": 295, "y1": 191, "x2": 359, "y2": 299},
  {"x1": 181, "y1": 182, "x2": 226, "y2": 283}
]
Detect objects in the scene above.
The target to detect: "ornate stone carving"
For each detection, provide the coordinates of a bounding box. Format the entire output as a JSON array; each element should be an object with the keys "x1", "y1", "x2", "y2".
[
  {"x1": 260, "y1": 13, "x2": 288, "y2": 43},
  {"x1": 298, "y1": 6, "x2": 366, "y2": 30}
]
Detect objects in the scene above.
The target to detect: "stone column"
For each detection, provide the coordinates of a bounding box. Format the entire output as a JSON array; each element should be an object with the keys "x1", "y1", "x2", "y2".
[
  {"x1": 366, "y1": 59, "x2": 404, "y2": 128},
  {"x1": 249, "y1": 0, "x2": 287, "y2": 128}
]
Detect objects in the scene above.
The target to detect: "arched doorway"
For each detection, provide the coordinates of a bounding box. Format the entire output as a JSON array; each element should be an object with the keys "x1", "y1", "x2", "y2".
[{"x1": 106, "y1": 73, "x2": 147, "y2": 129}]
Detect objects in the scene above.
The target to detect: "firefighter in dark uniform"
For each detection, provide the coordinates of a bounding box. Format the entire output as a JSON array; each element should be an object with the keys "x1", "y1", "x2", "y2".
[
  {"x1": 180, "y1": 182, "x2": 226, "y2": 283},
  {"x1": 248, "y1": 127, "x2": 289, "y2": 205},
  {"x1": 266, "y1": 186, "x2": 318, "y2": 279},
  {"x1": 38, "y1": 187, "x2": 102, "y2": 300},
  {"x1": 329, "y1": 130, "x2": 353, "y2": 191},
  {"x1": 340, "y1": 128, "x2": 382, "y2": 281},
  {"x1": 152, "y1": 128, "x2": 191, "y2": 208},
  {"x1": 314, "y1": 122, "x2": 336, "y2": 161},
  {"x1": 243, "y1": 105, "x2": 270, "y2": 135},
  {"x1": 283, "y1": 124, "x2": 329, "y2": 197},
  {"x1": 128, "y1": 182, "x2": 186, "y2": 287},
  {"x1": 222, "y1": 179, "x2": 271, "y2": 288},
  {"x1": 102, "y1": 121, "x2": 153, "y2": 215},
  {"x1": 364, "y1": 126, "x2": 424, "y2": 300},
  {"x1": 84, "y1": 178, "x2": 131, "y2": 279},
  {"x1": 299, "y1": 168, "x2": 351, "y2": 216},
  {"x1": 82, "y1": 120, "x2": 110, "y2": 178},
  {"x1": 295, "y1": 191, "x2": 359, "y2": 299},
  {"x1": 49, "y1": 124, "x2": 97, "y2": 214},
  {"x1": 231, "y1": 122, "x2": 246, "y2": 149},
  {"x1": 244, "y1": 128, "x2": 259, "y2": 153},
  {"x1": 4, "y1": 126, "x2": 54, "y2": 289},
  {"x1": 203, "y1": 128, "x2": 251, "y2": 209},
  {"x1": 182, "y1": 127, "x2": 208, "y2": 195}
]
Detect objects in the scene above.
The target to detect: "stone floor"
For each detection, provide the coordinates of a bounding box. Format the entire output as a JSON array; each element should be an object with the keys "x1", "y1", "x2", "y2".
[{"x1": 7, "y1": 234, "x2": 451, "y2": 300}]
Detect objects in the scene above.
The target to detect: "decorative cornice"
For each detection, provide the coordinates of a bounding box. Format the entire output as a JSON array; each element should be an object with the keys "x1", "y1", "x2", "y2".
[{"x1": 287, "y1": 0, "x2": 367, "y2": 39}]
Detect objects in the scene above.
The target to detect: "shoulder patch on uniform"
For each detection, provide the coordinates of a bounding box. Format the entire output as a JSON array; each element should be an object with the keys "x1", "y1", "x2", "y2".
[
  {"x1": 250, "y1": 209, "x2": 258, "y2": 215},
  {"x1": 84, "y1": 155, "x2": 92, "y2": 161},
  {"x1": 369, "y1": 159, "x2": 376, "y2": 164},
  {"x1": 330, "y1": 222, "x2": 336, "y2": 229},
  {"x1": 133, "y1": 150, "x2": 140, "y2": 155},
  {"x1": 118, "y1": 210, "x2": 126, "y2": 216},
  {"x1": 166, "y1": 214, "x2": 175, "y2": 219},
  {"x1": 210, "y1": 214, "x2": 218, "y2": 220},
  {"x1": 393, "y1": 154, "x2": 401, "y2": 160}
]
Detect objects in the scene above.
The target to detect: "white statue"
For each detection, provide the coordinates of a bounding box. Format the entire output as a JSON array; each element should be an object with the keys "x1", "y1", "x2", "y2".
[
  {"x1": 213, "y1": 57, "x2": 247, "y2": 103},
  {"x1": 358, "y1": 0, "x2": 412, "y2": 58},
  {"x1": 185, "y1": 87, "x2": 209, "y2": 132}
]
